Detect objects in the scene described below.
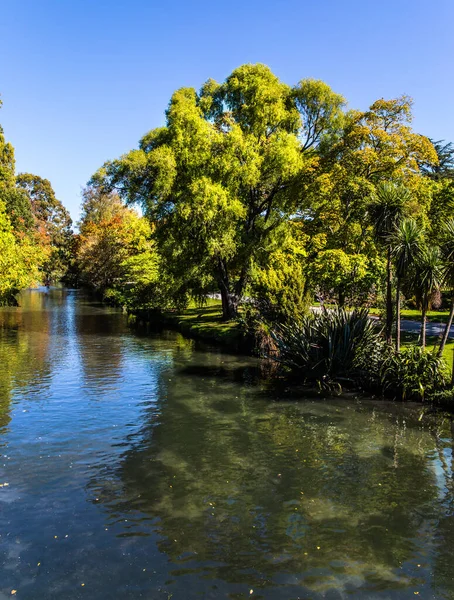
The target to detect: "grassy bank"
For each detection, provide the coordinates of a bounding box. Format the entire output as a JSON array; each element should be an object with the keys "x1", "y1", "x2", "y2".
[
  {"x1": 166, "y1": 302, "x2": 244, "y2": 349},
  {"x1": 131, "y1": 299, "x2": 247, "y2": 351}
]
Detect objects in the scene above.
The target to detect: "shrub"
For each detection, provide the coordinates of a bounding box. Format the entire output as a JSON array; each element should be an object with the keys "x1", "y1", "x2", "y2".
[
  {"x1": 380, "y1": 346, "x2": 447, "y2": 401},
  {"x1": 270, "y1": 307, "x2": 381, "y2": 388}
]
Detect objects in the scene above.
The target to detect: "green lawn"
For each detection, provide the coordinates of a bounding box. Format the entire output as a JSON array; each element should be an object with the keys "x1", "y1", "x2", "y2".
[
  {"x1": 165, "y1": 300, "x2": 243, "y2": 347},
  {"x1": 167, "y1": 299, "x2": 454, "y2": 371},
  {"x1": 313, "y1": 303, "x2": 451, "y2": 323},
  {"x1": 400, "y1": 330, "x2": 454, "y2": 374}
]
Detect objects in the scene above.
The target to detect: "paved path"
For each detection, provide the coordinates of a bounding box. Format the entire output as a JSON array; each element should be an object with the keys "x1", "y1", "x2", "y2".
[
  {"x1": 400, "y1": 319, "x2": 453, "y2": 338},
  {"x1": 312, "y1": 306, "x2": 453, "y2": 338}
]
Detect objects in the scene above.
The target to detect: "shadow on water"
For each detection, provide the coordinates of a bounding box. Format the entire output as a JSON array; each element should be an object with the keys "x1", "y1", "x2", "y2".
[
  {"x1": 0, "y1": 288, "x2": 454, "y2": 599},
  {"x1": 86, "y1": 352, "x2": 454, "y2": 598}
]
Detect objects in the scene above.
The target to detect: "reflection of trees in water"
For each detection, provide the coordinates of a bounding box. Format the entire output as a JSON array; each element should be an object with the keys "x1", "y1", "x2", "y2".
[
  {"x1": 431, "y1": 419, "x2": 454, "y2": 596},
  {"x1": 87, "y1": 356, "x2": 454, "y2": 596},
  {"x1": 73, "y1": 300, "x2": 129, "y2": 392},
  {"x1": 0, "y1": 289, "x2": 58, "y2": 429}
]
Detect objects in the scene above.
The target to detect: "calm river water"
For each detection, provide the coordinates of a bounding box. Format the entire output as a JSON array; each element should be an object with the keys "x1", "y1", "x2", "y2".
[{"x1": 0, "y1": 288, "x2": 454, "y2": 599}]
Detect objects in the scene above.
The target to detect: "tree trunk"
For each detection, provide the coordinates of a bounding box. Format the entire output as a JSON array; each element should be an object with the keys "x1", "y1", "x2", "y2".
[
  {"x1": 421, "y1": 302, "x2": 427, "y2": 348},
  {"x1": 217, "y1": 256, "x2": 237, "y2": 321},
  {"x1": 438, "y1": 295, "x2": 454, "y2": 357},
  {"x1": 220, "y1": 285, "x2": 237, "y2": 320},
  {"x1": 338, "y1": 287, "x2": 345, "y2": 308},
  {"x1": 386, "y1": 246, "x2": 393, "y2": 345},
  {"x1": 395, "y1": 280, "x2": 401, "y2": 352}
]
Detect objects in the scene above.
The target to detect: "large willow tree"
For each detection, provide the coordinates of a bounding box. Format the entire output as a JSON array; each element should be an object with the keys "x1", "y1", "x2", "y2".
[{"x1": 93, "y1": 65, "x2": 345, "y2": 319}]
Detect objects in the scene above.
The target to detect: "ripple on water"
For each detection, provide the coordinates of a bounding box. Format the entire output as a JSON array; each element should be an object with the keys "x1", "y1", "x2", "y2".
[{"x1": 0, "y1": 289, "x2": 453, "y2": 599}]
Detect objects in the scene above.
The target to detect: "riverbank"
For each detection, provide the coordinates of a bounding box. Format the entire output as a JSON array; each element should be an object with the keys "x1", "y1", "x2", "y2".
[
  {"x1": 129, "y1": 301, "x2": 249, "y2": 352},
  {"x1": 128, "y1": 301, "x2": 454, "y2": 408}
]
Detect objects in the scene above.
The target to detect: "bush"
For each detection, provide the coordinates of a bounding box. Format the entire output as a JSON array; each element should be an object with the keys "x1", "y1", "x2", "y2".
[
  {"x1": 428, "y1": 387, "x2": 454, "y2": 405},
  {"x1": 380, "y1": 346, "x2": 447, "y2": 401},
  {"x1": 270, "y1": 307, "x2": 381, "y2": 388}
]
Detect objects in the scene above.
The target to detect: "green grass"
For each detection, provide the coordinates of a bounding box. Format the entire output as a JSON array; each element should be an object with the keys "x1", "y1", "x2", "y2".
[
  {"x1": 400, "y1": 330, "x2": 454, "y2": 374},
  {"x1": 165, "y1": 300, "x2": 244, "y2": 348},
  {"x1": 313, "y1": 303, "x2": 451, "y2": 323}
]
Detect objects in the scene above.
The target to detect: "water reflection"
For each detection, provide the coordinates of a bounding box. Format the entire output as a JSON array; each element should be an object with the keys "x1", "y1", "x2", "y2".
[
  {"x1": 88, "y1": 354, "x2": 454, "y2": 598},
  {"x1": 0, "y1": 289, "x2": 453, "y2": 599}
]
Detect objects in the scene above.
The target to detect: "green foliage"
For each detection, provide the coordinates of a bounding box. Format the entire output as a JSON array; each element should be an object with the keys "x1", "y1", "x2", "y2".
[
  {"x1": 76, "y1": 187, "x2": 161, "y2": 308},
  {"x1": 369, "y1": 182, "x2": 410, "y2": 242},
  {"x1": 271, "y1": 307, "x2": 380, "y2": 387},
  {"x1": 381, "y1": 346, "x2": 447, "y2": 400},
  {"x1": 0, "y1": 123, "x2": 15, "y2": 189},
  {"x1": 430, "y1": 181, "x2": 454, "y2": 241},
  {"x1": 91, "y1": 64, "x2": 347, "y2": 319},
  {"x1": 248, "y1": 221, "x2": 309, "y2": 320},
  {"x1": 420, "y1": 139, "x2": 454, "y2": 181},
  {"x1": 390, "y1": 218, "x2": 424, "y2": 280},
  {"x1": 308, "y1": 248, "x2": 384, "y2": 306},
  {"x1": 0, "y1": 186, "x2": 34, "y2": 232},
  {"x1": 0, "y1": 200, "x2": 43, "y2": 304},
  {"x1": 16, "y1": 173, "x2": 73, "y2": 281},
  {"x1": 413, "y1": 246, "x2": 444, "y2": 312}
]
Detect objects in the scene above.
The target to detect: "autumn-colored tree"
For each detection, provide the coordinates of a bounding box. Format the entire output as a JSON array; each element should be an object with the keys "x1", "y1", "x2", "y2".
[
  {"x1": 77, "y1": 187, "x2": 158, "y2": 305},
  {"x1": 16, "y1": 173, "x2": 73, "y2": 282}
]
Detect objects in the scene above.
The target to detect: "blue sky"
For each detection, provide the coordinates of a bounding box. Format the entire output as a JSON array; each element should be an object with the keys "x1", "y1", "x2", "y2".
[{"x1": 1, "y1": 0, "x2": 453, "y2": 221}]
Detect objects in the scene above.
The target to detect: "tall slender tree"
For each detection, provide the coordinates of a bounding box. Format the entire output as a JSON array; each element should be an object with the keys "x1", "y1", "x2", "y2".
[
  {"x1": 368, "y1": 183, "x2": 407, "y2": 344},
  {"x1": 438, "y1": 219, "x2": 454, "y2": 356},
  {"x1": 389, "y1": 218, "x2": 423, "y2": 351},
  {"x1": 414, "y1": 246, "x2": 443, "y2": 348}
]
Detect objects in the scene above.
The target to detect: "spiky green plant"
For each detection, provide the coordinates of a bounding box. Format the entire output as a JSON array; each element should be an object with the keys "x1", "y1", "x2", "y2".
[
  {"x1": 368, "y1": 183, "x2": 409, "y2": 344},
  {"x1": 271, "y1": 307, "x2": 381, "y2": 388},
  {"x1": 438, "y1": 218, "x2": 454, "y2": 356},
  {"x1": 389, "y1": 218, "x2": 424, "y2": 351},
  {"x1": 413, "y1": 246, "x2": 443, "y2": 348}
]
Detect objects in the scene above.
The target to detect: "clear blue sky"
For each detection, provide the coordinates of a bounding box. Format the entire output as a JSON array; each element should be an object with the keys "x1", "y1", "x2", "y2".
[{"x1": 1, "y1": 0, "x2": 453, "y2": 222}]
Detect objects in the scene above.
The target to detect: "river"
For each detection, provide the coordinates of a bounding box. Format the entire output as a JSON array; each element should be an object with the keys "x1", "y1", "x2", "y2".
[{"x1": 0, "y1": 288, "x2": 453, "y2": 599}]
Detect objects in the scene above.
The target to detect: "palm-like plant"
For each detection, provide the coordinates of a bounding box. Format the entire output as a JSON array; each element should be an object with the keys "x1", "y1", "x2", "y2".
[
  {"x1": 368, "y1": 183, "x2": 409, "y2": 344},
  {"x1": 438, "y1": 219, "x2": 454, "y2": 356},
  {"x1": 413, "y1": 246, "x2": 444, "y2": 348},
  {"x1": 271, "y1": 307, "x2": 380, "y2": 386},
  {"x1": 389, "y1": 218, "x2": 424, "y2": 351}
]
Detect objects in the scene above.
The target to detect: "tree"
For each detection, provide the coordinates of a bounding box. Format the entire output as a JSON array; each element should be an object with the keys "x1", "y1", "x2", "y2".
[
  {"x1": 16, "y1": 173, "x2": 73, "y2": 282},
  {"x1": 0, "y1": 106, "x2": 15, "y2": 190},
  {"x1": 308, "y1": 248, "x2": 383, "y2": 307},
  {"x1": 0, "y1": 186, "x2": 34, "y2": 232},
  {"x1": 413, "y1": 246, "x2": 443, "y2": 348},
  {"x1": 368, "y1": 183, "x2": 407, "y2": 344},
  {"x1": 299, "y1": 95, "x2": 436, "y2": 326},
  {"x1": 420, "y1": 139, "x2": 454, "y2": 181},
  {"x1": 389, "y1": 218, "x2": 424, "y2": 351},
  {"x1": 77, "y1": 187, "x2": 158, "y2": 304},
  {"x1": 0, "y1": 200, "x2": 43, "y2": 304},
  {"x1": 438, "y1": 219, "x2": 454, "y2": 356},
  {"x1": 92, "y1": 65, "x2": 345, "y2": 319}
]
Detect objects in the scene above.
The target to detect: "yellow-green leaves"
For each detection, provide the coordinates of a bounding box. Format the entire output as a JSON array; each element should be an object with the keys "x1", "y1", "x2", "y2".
[
  {"x1": 293, "y1": 78, "x2": 346, "y2": 150},
  {"x1": 0, "y1": 200, "x2": 43, "y2": 304}
]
